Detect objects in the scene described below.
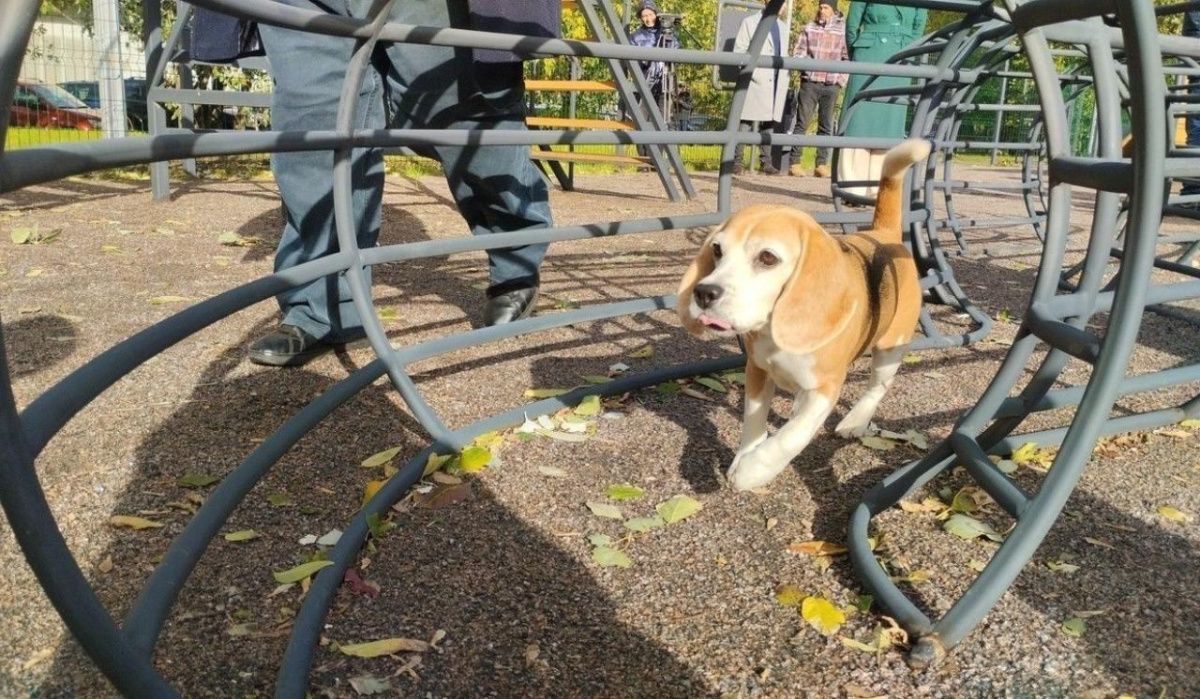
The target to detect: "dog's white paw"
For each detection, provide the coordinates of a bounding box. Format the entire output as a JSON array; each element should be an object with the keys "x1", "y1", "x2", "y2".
[
  {"x1": 726, "y1": 447, "x2": 784, "y2": 491},
  {"x1": 834, "y1": 413, "x2": 874, "y2": 439}
]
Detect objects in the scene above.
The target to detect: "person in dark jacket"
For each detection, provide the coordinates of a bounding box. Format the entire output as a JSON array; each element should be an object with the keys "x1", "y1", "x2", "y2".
[
  {"x1": 628, "y1": 0, "x2": 678, "y2": 107},
  {"x1": 195, "y1": 1, "x2": 560, "y2": 366}
]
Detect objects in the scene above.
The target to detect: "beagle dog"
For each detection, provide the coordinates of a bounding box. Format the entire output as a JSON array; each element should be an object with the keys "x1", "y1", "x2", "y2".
[{"x1": 678, "y1": 139, "x2": 929, "y2": 491}]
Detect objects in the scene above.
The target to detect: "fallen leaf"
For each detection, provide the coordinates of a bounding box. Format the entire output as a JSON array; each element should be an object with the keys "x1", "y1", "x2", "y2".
[
  {"x1": 859, "y1": 435, "x2": 897, "y2": 451},
  {"x1": 1180, "y1": 418, "x2": 1200, "y2": 428},
  {"x1": 623, "y1": 516, "x2": 665, "y2": 532},
  {"x1": 774, "y1": 584, "x2": 804, "y2": 607},
  {"x1": 891, "y1": 569, "x2": 932, "y2": 584},
  {"x1": 574, "y1": 394, "x2": 602, "y2": 416},
  {"x1": 362, "y1": 479, "x2": 386, "y2": 506},
  {"x1": 178, "y1": 473, "x2": 220, "y2": 488},
  {"x1": 109, "y1": 515, "x2": 165, "y2": 530},
  {"x1": 20, "y1": 647, "x2": 53, "y2": 671},
  {"x1": 349, "y1": 675, "x2": 392, "y2": 695},
  {"x1": 418, "y1": 482, "x2": 473, "y2": 509},
  {"x1": 609, "y1": 362, "x2": 630, "y2": 374},
  {"x1": 766, "y1": 516, "x2": 778, "y2": 531},
  {"x1": 148, "y1": 295, "x2": 189, "y2": 305},
  {"x1": 1083, "y1": 536, "x2": 1115, "y2": 549},
  {"x1": 431, "y1": 471, "x2": 461, "y2": 485},
  {"x1": 801, "y1": 596, "x2": 846, "y2": 635},
  {"x1": 10, "y1": 227, "x2": 32, "y2": 244},
  {"x1": 679, "y1": 386, "x2": 713, "y2": 401},
  {"x1": 524, "y1": 643, "x2": 540, "y2": 667},
  {"x1": 1010, "y1": 441, "x2": 1054, "y2": 471},
  {"x1": 97, "y1": 556, "x2": 114, "y2": 573},
  {"x1": 694, "y1": 377, "x2": 727, "y2": 393},
  {"x1": 854, "y1": 594, "x2": 874, "y2": 613},
  {"x1": 267, "y1": 492, "x2": 294, "y2": 507},
  {"x1": 362, "y1": 447, "x2": 401, "y2": 469},
  {"x1": 592, "y1": 545, "x2": 632, "y2": 568},
  {"x1": 317, "y1": 529, "x2": 342, "y2": 547},
  {"x1": 25, "y1": 268, "x2": 43, "y2": 277},
  {"x1": 224, "y1": 529, "x2": 260, "y2": 542},
  {"x1": 840, "y1": 636, "x2": 878, "y2": 653},
  {"x1": 966, "y1": 559, "x2": 987, "y2": 573},
  {"x1": 524, "y1": 388, "x2": 569, "y2": 399},
  {"x1": 606, "y1": 483, "x2": 644, "y2": 501},
  {"x1": 1046, "y1": 560, "x2": 1080, "y2": 574},
  {"x1": 423, "y1": 453, "x2": 452, "y2": 477},
  {"x1": 1157, "y1": 505, "x2": 1193, "y2": 523},
  {"x1": 943, "y1": 514, "x2": 1004, "y2": 542},
  {"x1": 628, "y1": 344, "x2": 654, "y2": 358},
  {"x1": 656, "y1": 495, "x2": 703, "y2": 524},
  {"x1": 1060, "y1": 617, "x2": 1086, "y2": 637},
  {"x1": 338, "y1": 637, "x2": 429, "y2": 658},
  {"x1": 273, "y1": 560, "x2": 334, "y2": 584},
  {"x1": 586, "y1": 501, "x2": 624, "y2": 519},
  {"x1": 538, "y1": 466, "x2": 567, "y2": 478},
  {"x1": 218, "y1": 231, "x2": 255, "y2": 247},
  {"x1": 101, "y1": 244, "x2": 121, "y2": 253},
  {"x1": 458, "y1": 446, "x2": 491, "y2": 473},
  {"x1": 588, "y1": 533, "x2": 612, "y2": 547},
  {"x1": 375, "y1": 306, "x2": 400, "y2": 322},
  {"x1": 902, "y1": 353, "x2": 922, "y2": 364},
  {"x1": 787, "y1": 540, "x2": 848, "y2": 556},
  {"x1": 343, "y1": 569, "x2": 381, "y2": 598}
]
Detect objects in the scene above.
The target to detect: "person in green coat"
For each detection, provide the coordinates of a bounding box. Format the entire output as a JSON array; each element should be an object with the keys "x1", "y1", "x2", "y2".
[{"x1": 837, "y1": 2, "x2": 927, "y2": 195}]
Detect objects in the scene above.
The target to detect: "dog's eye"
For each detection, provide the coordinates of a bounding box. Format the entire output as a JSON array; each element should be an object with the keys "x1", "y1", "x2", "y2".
[
  {"x1": 711, "y1": 242, "x2": 723, "y2": 259},
  {"x1": 757, "y1": 250, "x2": 780, "y2": 267}
]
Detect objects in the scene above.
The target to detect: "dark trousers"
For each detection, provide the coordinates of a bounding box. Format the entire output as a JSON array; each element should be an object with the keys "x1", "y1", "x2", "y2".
[
  {"x1": 735, "y1": 120, "x2": 778, "y2": 169},
  {"x1": 788, "y1": 81, "x2": 840, "y2": 167},
  {"x1": 258, "y1": 0, "x2": 551, "y2": 340}
]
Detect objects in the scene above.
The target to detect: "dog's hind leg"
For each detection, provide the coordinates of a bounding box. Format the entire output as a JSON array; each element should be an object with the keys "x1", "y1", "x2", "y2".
[
  {"x1": 835, "y1": 345, "x2": 906, "y2": 438},
  {"x1": 727, "y1": 383, "x2": 838, "y2": 491}
]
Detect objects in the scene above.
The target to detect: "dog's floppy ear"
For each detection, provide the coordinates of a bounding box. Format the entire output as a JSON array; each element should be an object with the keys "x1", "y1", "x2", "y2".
[
  {"x1": 770, "y1": 220, "x2": 854, "y2": 354},
  {"x1": 677, "y1": 233, "x2": 717, "y2": 336}
]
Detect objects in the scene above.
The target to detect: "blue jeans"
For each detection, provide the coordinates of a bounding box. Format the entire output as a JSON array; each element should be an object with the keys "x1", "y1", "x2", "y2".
[{"x1": 258, "y1": 0, "x2": 551, "y2": 340}]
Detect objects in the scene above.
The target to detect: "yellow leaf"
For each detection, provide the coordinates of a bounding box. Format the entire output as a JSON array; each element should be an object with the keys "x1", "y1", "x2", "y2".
[
  {"x1": 801, "y1": 596, "x2": 846, "y2": 635},
  {"x1": 471, "y1": 431, "x2": 504, "y2": 450},
  {"x1": 1179, "y1": 419, "x2": 1200, "y2": 429},
  {"x1": 859, "y1": 435, "x2": 897, "y2": 451},
  {"x1": 109, "y1": 515, "x2": 165, "y2": 530},
  {"x1": 148, "y1": 295, "x2": 189, "y2": 305},
  {"x1": 1157, "y1": 505, "x2": 1193, "y2": 523},
  {"x1": 840, "y1": 636, "x2": 879, "y2": 652},
  {"x1": 628, "y1": 345, "x2": 654, "y2": 358},
  {"x1": 361, "y1": 447, "x2": 401, "y2": 469},
  {"x1": 223, "y1": 529, "x2": 260, "y2": 542},
  {"x1": 337, "y1": 637, "x2": 430, "y2": 658},
  {"x1": 524, "y1": 388, "x2": 569, "y2": 399},
  {"x1": 774, "y1": 584, "x2": 804, "y2": 607},
  {"x1": 363, "y1": 480, "x2": 386, "y2": 506},
  {"x1": 273, "y1": 560, "x2": 333, "y2": 584},
  {"x1": 423, "y1": 453, "x2": 452, "y2": 477},
  {"x1": 574, "y1": 395, "x2": 602, "y2": 416},
  {"x1": 787, "y1": 540, "x2": 848, "y2": 556},
  {"x1": 458, "y1": 446, "x2": 491, "y2": 473}
]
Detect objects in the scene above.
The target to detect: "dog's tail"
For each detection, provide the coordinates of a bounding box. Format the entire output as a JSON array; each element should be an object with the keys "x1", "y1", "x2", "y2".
[{"x1": 870, "y1": 139, "x2": 932, "y2": 243}]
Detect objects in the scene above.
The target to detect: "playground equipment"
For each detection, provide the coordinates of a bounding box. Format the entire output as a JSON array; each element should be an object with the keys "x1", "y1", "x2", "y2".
[{"x1": 1, "y1": 0, "x2": 1196, "y2": 694}]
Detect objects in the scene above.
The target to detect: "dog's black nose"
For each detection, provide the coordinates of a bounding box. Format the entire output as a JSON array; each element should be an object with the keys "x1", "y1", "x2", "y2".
[{"x1": 694, "y1": 283, "x2": 723, "y2": 309}]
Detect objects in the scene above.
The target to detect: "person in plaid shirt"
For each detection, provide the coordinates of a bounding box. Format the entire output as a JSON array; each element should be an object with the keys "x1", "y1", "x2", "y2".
[{"x1": 785, "y1": 2, "x2": 848, "y2": 177}]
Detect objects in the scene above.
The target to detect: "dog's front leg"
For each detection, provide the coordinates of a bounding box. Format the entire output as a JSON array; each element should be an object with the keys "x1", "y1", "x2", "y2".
[
  {"x1": 727, "y1": 384, "x2": 838, "y2": 491},
  {"x1": 728, "y1": 361, "x2": 774, "y2": 476}
]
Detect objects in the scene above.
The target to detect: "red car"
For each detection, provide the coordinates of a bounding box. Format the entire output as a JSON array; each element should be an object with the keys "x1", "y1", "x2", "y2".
[{"x1": 10, "y1": 80, "x2": 102, "y2": 130}]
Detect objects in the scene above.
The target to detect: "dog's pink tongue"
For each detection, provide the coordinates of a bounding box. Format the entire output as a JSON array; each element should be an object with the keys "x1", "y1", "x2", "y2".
[{"x1": 698, "y1": 313, "x2": 732, "y2": 331}]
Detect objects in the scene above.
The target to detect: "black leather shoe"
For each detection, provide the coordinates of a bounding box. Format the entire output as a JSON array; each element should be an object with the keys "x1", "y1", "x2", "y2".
[
  {"x1": 248, "y1": 324, "x2": 355, "y2": 367},
  {"x1": 484, "y1": 286, "x2": 539, "y2": 326}
]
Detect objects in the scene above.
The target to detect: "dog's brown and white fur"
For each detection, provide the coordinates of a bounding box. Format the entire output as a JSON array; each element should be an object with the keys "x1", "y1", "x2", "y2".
[{"x1": 678, "y1": 139, "x2": 929, "y2": 491}]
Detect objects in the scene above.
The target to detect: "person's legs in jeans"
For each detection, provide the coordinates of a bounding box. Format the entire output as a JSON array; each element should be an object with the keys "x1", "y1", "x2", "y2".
[
  {"x1": 377, "y1": 3, "x2": 550, "y2": 296},
  {"x1": 257, "y1": 0, "x2": 385, "y2": 343}
]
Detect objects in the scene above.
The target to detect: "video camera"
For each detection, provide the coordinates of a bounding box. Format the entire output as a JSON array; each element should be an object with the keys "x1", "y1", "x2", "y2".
[{"x1": 657, "y1": 13, "x2": 681, "y2": 31}]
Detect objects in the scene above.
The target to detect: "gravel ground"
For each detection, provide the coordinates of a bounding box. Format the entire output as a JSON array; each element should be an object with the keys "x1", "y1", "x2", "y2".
[{"x1": 0, "y1": 166, "x2": 1197, "y2": 698}]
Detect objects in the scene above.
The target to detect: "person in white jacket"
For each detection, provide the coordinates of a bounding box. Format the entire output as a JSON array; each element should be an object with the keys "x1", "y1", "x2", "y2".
[{"x1": 732, "y1": 10, "x2": 791, "y2": 174}]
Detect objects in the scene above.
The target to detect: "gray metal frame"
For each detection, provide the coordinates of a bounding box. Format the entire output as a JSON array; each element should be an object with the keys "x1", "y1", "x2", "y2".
[{"x1": 2, "y1": 0, "x2": 1196, "y2": 693}]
